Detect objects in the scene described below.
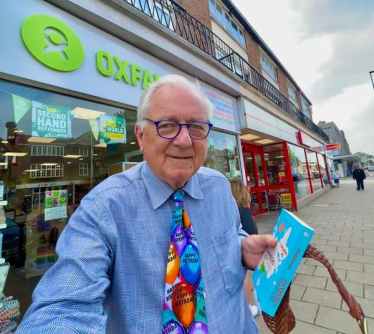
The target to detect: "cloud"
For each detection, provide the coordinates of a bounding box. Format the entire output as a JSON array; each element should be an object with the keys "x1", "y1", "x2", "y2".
[
  {"x1": 290, "y1": 0, "x2": 374, "y2": 38},
  {"x1": 343, "y1": 100, "x2": 374, "y2": 155},
  {"x1": 288, "y1": 0, "x2": 374, "y2": 102}
]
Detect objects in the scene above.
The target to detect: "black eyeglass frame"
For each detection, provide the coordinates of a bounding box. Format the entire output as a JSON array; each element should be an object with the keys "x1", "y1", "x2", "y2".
[{"x1": 144, "y1": 118, "x2": 213, "y2": 140}]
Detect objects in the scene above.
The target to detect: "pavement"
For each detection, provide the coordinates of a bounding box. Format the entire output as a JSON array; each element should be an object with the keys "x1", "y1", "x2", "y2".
[{"x1": 252, "y1": 176, "x2": 374, "y2": 334}]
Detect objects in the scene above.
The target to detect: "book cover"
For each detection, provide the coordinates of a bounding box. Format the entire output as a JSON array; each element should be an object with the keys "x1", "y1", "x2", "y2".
[{"x1": 252, "y1": 209, "x2": 314, "y2": 317}]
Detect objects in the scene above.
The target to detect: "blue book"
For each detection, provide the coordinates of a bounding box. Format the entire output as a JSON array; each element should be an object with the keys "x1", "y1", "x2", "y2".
[{"x1": 252, "y1": 209, "x2": 314, "y2": 317}]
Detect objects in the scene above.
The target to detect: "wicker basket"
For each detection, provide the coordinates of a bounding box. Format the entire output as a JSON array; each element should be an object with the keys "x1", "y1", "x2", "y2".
[{"x1": 262, "y1": 245, "x2": 368, "y2": 334}]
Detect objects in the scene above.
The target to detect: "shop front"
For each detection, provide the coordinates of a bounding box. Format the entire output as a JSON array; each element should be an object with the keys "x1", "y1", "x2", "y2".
[
  {"x1": 239, "y1": 98, "x2": 330, "y2": 215},
  {"x1": 0, "y1": 1, "x2": 243, "y2": 320}
]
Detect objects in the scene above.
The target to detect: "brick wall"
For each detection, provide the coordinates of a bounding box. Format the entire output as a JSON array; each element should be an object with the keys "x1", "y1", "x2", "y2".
[
  {"x1": 277, "y1": 69, "x2": 289, "y2": 98},
  {"x1": 244, "y1": 32, "x2": 261, "y2": 71},
  {"x1": 174, "y1": 0, "x2": 212, "y2": 29}
]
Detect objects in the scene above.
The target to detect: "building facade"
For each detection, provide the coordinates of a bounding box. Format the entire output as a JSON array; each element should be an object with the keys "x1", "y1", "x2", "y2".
[
  {"x1": 318, "y1": 121, "x2": 356, "y2": 176},
  {"x1": 0, "y1": 0, "x2": 331, "y2": 321}
]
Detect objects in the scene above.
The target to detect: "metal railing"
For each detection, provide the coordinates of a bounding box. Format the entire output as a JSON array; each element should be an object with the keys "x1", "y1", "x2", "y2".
[{"x1": 122, "y1": 0, "x2": 329, "y2": 143}]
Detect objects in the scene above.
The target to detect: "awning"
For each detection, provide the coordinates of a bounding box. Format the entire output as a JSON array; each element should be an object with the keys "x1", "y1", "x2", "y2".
[{"x1": 332, "y1": 154, "x2": 360, "y2": 162}]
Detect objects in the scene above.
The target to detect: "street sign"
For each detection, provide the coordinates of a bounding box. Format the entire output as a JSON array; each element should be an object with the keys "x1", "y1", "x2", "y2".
[{"x1": 326, "y1": 143, "x2": 341, "y2": 151}]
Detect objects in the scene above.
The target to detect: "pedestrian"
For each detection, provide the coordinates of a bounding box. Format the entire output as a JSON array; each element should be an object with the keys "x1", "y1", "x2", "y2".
[
  {"x1": 331, "y1": 169, "x2": 340, "y2": 188},
  {"x1": 230, "y1": 179, "x2": 259, "y2": 318},
  {"x1": 16, "y1": 75, "x2": 276, "y2": 333},
  {"x1": 353, "y1": 163, "x2": 366, "y2": 191}
]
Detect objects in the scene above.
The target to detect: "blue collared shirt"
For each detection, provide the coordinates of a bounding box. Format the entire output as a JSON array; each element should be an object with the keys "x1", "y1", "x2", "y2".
[{"x1": 17, "y1": 162, "x2": 258, "y2": 333}]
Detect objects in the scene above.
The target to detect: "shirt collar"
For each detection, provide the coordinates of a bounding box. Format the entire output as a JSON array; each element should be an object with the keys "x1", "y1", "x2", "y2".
[{"x1": 141, "y1": 162, "x2": 204, "y2": 210}]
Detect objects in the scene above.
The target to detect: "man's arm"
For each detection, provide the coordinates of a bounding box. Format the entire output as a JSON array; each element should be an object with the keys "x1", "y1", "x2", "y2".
[{"x1": 16, "y1": 198, "x2": 112, "y2": 333}]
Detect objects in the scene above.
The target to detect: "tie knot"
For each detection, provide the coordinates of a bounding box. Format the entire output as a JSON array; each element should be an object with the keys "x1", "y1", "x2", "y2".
[{"x1": 173, "y1": 190, "x2": 185, "y2": 206}]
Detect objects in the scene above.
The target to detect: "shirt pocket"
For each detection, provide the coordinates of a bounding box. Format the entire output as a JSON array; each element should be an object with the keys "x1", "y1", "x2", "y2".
[{"x1": 212, "y1": 225, "x2": 246, "y2": 296}]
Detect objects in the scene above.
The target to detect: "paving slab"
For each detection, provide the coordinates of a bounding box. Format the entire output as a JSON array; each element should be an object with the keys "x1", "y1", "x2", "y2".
[
  {"x1": 302, "y1": 287, "x2": 342, "y2": 309},
  {"x1": 255, "y1": 177, "x2": 374, "y2": 334},
  {"x1": 315, "y1": 306, "x2": 365, "y2": 334},
  {"x1": 325, "y1": 278, "x2": 363, "y2": 297},
  {"x1": 364, "y1": 284, "x2": 374, "y2": 300},
  {"x1": 333, "y1": 260, "x2": 364, "y2": 272}
]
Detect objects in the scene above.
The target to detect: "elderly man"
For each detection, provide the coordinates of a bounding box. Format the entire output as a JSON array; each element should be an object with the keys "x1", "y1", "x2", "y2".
[{"x1": 16, "y1": 75, "x2": 276, "y2": 333}]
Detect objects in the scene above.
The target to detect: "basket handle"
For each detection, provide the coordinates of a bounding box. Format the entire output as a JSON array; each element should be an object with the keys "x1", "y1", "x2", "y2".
[{"x1": 262, "y1": 245, "x2": 367, "y2": 334}]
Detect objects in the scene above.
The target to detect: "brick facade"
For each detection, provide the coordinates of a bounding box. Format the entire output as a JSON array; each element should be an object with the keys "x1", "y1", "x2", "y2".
[
  {"x1": 277, "y1": 68, "x2": 289, "y2": 98},
  {"x1": 174, "y1": 0, "x2": 212, "y2": 29},
  {"x1": 244, "y1": 33, "x2": 261, "y2": 71}
]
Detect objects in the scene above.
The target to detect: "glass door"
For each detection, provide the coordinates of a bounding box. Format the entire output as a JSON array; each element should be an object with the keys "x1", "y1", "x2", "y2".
[{"x1": 244, "y1": 151, "x2": 268, "y2": 215}]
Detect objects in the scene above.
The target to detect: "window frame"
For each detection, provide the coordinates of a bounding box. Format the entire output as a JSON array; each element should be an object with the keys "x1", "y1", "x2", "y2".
[
  {"x1": 30, "y1": 164, "x2": 64, "y2": 178},
  {"x1": 79, "y1": 147, "x2": 89, "y2": 157},
  {"x1": 79, "y1": 163, "x2": 89, "y2": 176},
  {"x1": 300, "y1": 95, "x2": 310, "y2": 117},
  {"x1": 287, "y1": 81, "x2": 297, "y2": 102},
  {"x1": 31, "y1": 145, "x2": 64, "y2": 157},
  {"x1": 209, "y1": 0, "x2": 246, "y2": 48},
  {"x1": 260, "y1": 52, "x2": 278, "y2": 82}
]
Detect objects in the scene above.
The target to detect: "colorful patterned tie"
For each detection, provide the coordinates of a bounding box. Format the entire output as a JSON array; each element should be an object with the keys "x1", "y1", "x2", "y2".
[{"x1": 162, "y1": 190, "x2": 208, "y2": 334}]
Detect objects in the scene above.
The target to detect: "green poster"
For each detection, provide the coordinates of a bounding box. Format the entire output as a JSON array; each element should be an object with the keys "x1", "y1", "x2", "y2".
[
  {"x1": 32, "y1": 101, "x2": 72, "y2": 138},
  {"x1": 99, "y1": 115, "x2": 126, "y2": 144},
  {"x1": 12, "y1": 94, "x2": 31, "y2": 123}
]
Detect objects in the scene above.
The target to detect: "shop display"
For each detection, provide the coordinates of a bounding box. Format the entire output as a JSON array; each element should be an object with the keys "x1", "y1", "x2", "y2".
[{"x1": 0, "y1": 203, "x2": 21, "y2": 333}]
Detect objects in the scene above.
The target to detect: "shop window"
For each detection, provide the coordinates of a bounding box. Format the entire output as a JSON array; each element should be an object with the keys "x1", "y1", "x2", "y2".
[
  {"x1": 79, "y1": 163, "x2": 88, "y2": 176},
  {"x1": 204, "y1": 130, "x2": 241, "y2": 179},
  {"x1": 288, "y1": 144, "x2": 311, "y2": 201},
  {"x1": 0, "y1": 79, "x2": 140, "y2": 283},
  {"x1": 265, "y1": 152, "x2": 288, "y2": 186},
  {"x1": 307, "y1": 150, "x2": 322, "y2": 192},
  {"x1": 244, "y1": 153, "x2": 256, "y2": 187},
  {"x1": 255, "y1": 154, "x2": 265, "y2": 186}
]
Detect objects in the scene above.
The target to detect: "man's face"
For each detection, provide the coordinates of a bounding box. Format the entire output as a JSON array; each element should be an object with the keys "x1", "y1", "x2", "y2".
[{"x1": 135, "y1": 86, "x2": 209, "y2": 189}]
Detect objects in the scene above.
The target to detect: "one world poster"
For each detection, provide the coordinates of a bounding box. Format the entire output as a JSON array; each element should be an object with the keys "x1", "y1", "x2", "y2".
[
  {"x1": 44, "y1": 190, "x2": 68, "y2": 221},
  {"x1": 99, "y1": 115, "x2": 126, "y2": 144},
  {"x1": 32, "y1": 101, "x2": 72, "y2": 138}
]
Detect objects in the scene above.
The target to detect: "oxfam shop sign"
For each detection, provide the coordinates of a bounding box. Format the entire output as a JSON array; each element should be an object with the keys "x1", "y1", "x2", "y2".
[{"x1": 21, "y1": 14, "x2": 159, "y2": 89}]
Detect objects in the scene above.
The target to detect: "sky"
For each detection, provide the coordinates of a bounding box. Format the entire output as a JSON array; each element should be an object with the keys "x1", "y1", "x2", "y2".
[{"x1": 232, "y1": 0, "x2": 374, "y2": 155}]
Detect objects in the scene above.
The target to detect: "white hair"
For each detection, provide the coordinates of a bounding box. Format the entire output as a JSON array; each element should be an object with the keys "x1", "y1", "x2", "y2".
[{"x1": 136, "y1": 74, "x2": 214, "y2": 130}]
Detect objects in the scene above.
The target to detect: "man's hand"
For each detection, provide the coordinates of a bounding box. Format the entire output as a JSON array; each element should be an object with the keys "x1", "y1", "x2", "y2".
[{"x1": 241, "y1": 235, "x2": 277, "y2": 270}]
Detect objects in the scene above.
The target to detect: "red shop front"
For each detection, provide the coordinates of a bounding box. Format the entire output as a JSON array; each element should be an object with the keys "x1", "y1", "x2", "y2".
[{"x1": 242, "y1": 141, "x2": 330, "y2": 216}]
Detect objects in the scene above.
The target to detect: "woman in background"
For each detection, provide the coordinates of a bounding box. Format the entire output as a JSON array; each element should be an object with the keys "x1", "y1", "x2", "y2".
[{"x1": 230, "y1": 179, "x2": 259, "y2": 317}]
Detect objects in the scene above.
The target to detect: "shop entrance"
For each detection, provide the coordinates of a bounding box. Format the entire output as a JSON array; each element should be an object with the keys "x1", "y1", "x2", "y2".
[{"x1": 242, "y1": 142, "x2": 296, "y2": 215}]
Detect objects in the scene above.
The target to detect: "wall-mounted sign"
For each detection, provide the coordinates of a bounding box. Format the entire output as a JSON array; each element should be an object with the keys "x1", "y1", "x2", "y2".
[
  {"x1": 32, "y1": 101, "x2": 72, "y2": 138},
  {"x1": 202, "y1": 88, "x2": 236, "y2": 132},
  {"x1": 325, "y1": 143, "x2": 341, "y2": 151},
  {"x1": 0, "y1": 3, "x2": 239, "y2": 133}
]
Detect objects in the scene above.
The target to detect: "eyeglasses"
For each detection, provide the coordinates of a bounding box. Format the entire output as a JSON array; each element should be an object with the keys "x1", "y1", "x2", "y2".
[{"x1": 144, "y1": 118, "x2": 213, "y2": 140}]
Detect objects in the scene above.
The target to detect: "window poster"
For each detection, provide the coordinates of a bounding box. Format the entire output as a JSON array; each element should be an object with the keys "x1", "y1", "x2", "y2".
[
  {"x1": 32, "y1": 101, "x2": 72, "y2": 138},
  {"x1": 99, "y1": 115, "x2": 126, "y2": 144},
  {"x1": 44, "y1": 190, "x2": 67, "y2": 221}
]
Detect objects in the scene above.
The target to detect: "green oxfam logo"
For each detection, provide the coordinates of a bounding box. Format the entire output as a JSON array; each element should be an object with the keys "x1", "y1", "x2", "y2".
[{"x1": 21, "y1": 15, "x2": 84, "y2": 72}]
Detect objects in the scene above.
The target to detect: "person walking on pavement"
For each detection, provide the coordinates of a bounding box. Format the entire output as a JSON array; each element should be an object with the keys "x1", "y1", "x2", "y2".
[
  {"x1": 331, "y1": 169, "x2": 340, "y2": 188},
  {"x1": 353, "y1": 163, "x2": 366, "y2": 191}
]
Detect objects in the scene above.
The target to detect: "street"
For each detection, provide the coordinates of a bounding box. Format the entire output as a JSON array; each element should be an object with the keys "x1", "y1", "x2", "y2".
[{"x1": 254, "y1": 176, "x2": 374, "y2": 333}]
